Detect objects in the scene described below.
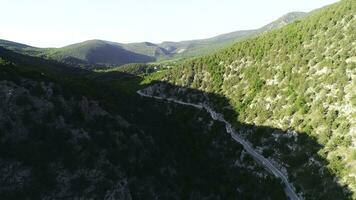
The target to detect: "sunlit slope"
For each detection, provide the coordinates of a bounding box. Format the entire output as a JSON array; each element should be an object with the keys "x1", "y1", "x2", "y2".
[{"x1": 159, "y1": 0, "x2": 356, "y2": 197}]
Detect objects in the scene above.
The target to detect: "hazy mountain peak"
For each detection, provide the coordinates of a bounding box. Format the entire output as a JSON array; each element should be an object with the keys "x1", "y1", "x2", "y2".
[{"x1": 261, "y1": 11, "x2": 307, "y2": 32}]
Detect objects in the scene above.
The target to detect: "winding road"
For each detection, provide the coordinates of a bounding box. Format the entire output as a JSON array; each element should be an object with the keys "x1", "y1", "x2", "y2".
[{"x1": 137, "y1": 89, "x2": 300, "y2": 200}]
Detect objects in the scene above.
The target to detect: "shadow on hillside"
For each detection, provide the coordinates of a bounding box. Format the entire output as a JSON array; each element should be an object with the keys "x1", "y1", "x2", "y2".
[
  {"x1": 86, "y1": 68, "x2": 352, "y2": 199},
  {"x1": 85, "y1": 44, "x2": 156, "y2": 65},
  {"x1": 133, "y1": 81, "x2": 352, "y2": 200},
  {"x1": 0, "y1": 47, "x2": 352, "y2": 199}
]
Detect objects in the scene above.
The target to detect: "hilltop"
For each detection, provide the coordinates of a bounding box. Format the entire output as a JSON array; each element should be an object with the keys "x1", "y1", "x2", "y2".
[{"x1": 0, "y1": 12, "x2": 305, "y2": 67}]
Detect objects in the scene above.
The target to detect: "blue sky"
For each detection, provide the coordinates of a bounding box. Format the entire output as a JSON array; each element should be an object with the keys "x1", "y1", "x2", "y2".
[{"x1": 0, "y1": 0, "x2": 339, "y2": 47}]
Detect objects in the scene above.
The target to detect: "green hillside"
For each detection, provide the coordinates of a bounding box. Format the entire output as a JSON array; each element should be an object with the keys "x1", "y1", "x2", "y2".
[
  {"x1": 0, "y1": 39, "x2": 44, "y2": 56},
  {"x1": 47, "y1": 40, "x2": 156, "y2": 65},
  {"x1": 0, "y1": 0, "x2": 354, "y2": 199},
  {"x1": 0, "y1": 47, "x2": 293, "y2": 199},
  {"x1": 122, "y1": 42, "x2": 170, "y2": 58},
  {"x1": 147, "y1": 0, "x2": 356, "y2": 199}
]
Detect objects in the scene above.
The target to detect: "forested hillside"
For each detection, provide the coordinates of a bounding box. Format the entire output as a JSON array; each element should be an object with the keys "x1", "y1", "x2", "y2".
[
  {"x1": 0, "y1": 0, "x2": 354, "y2": 199},
  {"x1": 0, "y1": 48, "x2": 290, "y2": 199},
  {"x1": 149, "y1": 0, "x2": 356, "y2": 199},
  {"x1": 46, "y1": 40, "x2": 157, "y2": 66}
]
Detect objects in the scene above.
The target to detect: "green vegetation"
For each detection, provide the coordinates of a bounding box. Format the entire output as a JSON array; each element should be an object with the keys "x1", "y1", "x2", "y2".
[
  {"x1": 46, "y1": 40, "x2": 156, "y2": 66},
  {"x1": 0, "y1": 47, "x2": 289, "y2": 199},
  {"x1": 0, "y1": 0, "x2": 354, "y2": 199},
  {"x1": 97, "y1": 63, "x2": 158, "y2": 75},
  {"x1": 150, "y1": 0, "x2": 356, "y2": 198}
]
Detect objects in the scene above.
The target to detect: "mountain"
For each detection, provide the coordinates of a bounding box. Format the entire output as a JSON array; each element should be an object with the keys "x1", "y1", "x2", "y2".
[
  {"x1": 260, "y1": 12, "x2": 306, "y2": 32},
  {"x1": 0, "y1": 39, "x2": 35, "y2": 50},
  {"x1": 0, "y1": 39, "x2": 44, "y2": 56},
  {"x1": 158, "y1": 12, "x2": 306, "y2": 59},
  {"x1": 0, "y1": 12, "x2": 305, "y2": 67},
  {"x1": 146, "y1": 0, "x2": 356, "y2": 199},
  {"x1": 0, "y1": 0, "x2": 354, "y2": 199},
  {"x1": 46, "y1": 40, "x2": 158, "y2": 65},
  {"x1": 122, "y1": 42, "x2": 170, "y2": 58},
  {"x1": 0, "y1": 47, "x2": 291, "y2": 199}
]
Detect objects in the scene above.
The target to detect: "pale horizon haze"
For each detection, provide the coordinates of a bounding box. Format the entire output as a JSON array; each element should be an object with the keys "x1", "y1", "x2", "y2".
[{"x1": 0, "y1": 0, "x2": 339, "y2": 48}]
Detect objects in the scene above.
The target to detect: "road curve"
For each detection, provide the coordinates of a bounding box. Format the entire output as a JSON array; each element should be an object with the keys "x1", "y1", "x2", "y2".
[{"x1": 137, "y1": 90, "x2": 300, "y2": 200}]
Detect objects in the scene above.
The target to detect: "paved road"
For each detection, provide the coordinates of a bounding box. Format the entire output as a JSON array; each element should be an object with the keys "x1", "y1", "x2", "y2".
[{"x1": 137, "y1": 90, "x2": 300, "y2": 200}]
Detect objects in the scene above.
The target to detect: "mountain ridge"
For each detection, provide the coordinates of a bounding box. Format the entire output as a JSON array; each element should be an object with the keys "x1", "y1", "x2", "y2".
[{"x1": 0, "y1": 11, "x2": 306, "y2": 66}]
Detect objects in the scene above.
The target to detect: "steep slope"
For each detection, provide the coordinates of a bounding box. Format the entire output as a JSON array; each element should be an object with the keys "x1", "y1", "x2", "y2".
[
  {"x1": 148, "y1": 0, "x2": 356, "y2": 199},
  {"x1": 0, "y1": 48, "x2": 290, "y2": 199}
]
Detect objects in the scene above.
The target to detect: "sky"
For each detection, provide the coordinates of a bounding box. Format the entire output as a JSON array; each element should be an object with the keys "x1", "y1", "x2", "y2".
[{"x1": 0, "y1": 0, "x2": 339, "y2": 48}]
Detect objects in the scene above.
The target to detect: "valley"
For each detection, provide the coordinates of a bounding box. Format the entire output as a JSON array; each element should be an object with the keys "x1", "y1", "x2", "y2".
[
  {"x1": 137, "y1": 87, "x2": 299, "y2": 200},
  {"x1": 0, "y1": 0, "x2": 355, "y2": 199}
]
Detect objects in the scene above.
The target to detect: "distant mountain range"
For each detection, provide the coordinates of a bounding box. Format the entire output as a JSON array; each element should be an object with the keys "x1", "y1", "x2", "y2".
[{"x1": 0, "y1": 12, "x2": 306, "y2": 66}]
